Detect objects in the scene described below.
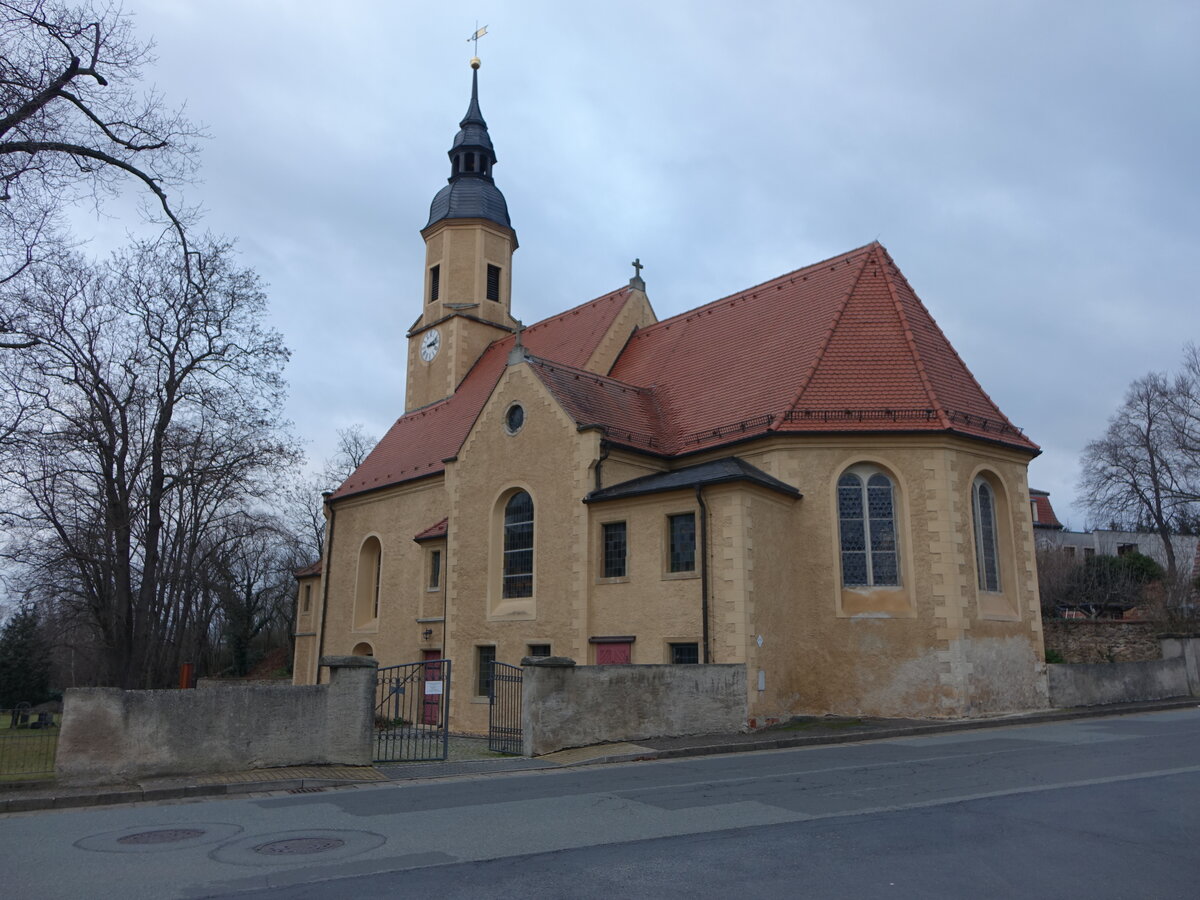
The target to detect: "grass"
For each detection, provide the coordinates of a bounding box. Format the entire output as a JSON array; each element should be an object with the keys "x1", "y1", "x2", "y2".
[{"x1": 0, "y1": 713, "x2": 59, "y2": 781}]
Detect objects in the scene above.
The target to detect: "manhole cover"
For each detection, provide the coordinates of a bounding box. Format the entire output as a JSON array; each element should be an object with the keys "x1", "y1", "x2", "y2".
[
  {"x1": 117, "y1": 829, "x2": 207, "y2": 845},
  {"x1": 254, "y1": 837, "x2": 347, "y2": 856}
]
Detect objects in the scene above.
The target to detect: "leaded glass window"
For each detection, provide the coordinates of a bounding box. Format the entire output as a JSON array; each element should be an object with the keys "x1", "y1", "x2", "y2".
[
  {"x1": 973, "y1": 478, "x2": 1001, "y2": 592},
  {"x1": 602, "y1": 521, "x2": 627, "y2": 578},
  {"x1": 502, "y1": 491, "x2": 534, "y2": 598},
  {"x1": 837, "y1": 468, "x2": 900, "y2": 587},
  {"x1": 669, "y1": 513, "x2": 696, "y2": 573}
]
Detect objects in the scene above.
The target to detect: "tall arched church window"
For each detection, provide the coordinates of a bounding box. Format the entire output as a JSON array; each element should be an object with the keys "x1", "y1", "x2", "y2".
[
  {"x1": 837, "y1": 469, "x2": 900, "y2": 587},
  {"x1": 502, "y1": 491, "x2": 534, "y2": 598},
  {"x1": 973, "y1": 478, "x2": 1001, "y2": 592},
  {"x1": 355, "y1": 536, "x2": 382, "y2": 626}
]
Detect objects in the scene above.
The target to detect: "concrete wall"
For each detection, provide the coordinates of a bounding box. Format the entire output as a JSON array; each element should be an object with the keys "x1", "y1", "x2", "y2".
[
  {"x1": 1047, "y1": 659, "x2": 1188, "y2": 707},
  {"x1": 57, "y1": 657, "x2": 376, "y2": 785},
  {"x1": 522, "y1": 659, "x2": 746, "y2": 756},
  {"x1": 1045, "y1": 636, "x2": 1200, "y2": 708}
]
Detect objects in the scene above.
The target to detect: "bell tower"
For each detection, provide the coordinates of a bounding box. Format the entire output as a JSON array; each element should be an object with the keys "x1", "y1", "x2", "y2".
[{"x1": 406, "y1": 57, "x2": 519, "y2": 412}]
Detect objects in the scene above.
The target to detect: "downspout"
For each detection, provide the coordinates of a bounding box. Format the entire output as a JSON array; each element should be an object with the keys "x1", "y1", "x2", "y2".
[
  {"x1": 695, "y1": 484, "x2": 711, "y2": 664},
  {"x1": 594, "y1": 438, "x2": 611, "y2": 493},
  {"x1": 315, "y1": 491, "x2": 335, "y2": 684}
]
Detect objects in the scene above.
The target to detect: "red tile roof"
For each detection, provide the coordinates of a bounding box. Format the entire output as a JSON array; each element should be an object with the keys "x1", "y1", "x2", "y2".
[
  {"x1": 294, "y1": 560, "x2": 323, "y2": 578},
  {"x1": 332, "y1": 286, "x2": 636, "y2": 499},
  {"x1": 607, "y1": 243, "x2": 1036, "y2": 454},
  {"x1": 1029, "y1": 490, "x2": 1063, "y2": 529},
  {"x1": 332, "y1": 243, "x2": 1036, "y2": 501},
  {"x1": 413, "y1": 518, "x2": 449, "y2": 542}
]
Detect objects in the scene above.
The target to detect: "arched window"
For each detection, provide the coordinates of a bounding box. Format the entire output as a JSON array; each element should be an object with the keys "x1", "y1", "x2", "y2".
[
  {"x1": 502, "y1": 491, "x2": 534, "y2": 598},
  {"x1": 973, "y1": 477, "x2": 1001, "y2": 592},
  {"x1": 837, "y1": 468, "x2": 900, "y2": 587},
  {"x1": 355, "y1": 536, "x2": 382, "y2": 626}
]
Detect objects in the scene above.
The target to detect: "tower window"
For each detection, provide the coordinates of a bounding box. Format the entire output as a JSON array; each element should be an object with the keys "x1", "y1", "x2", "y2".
[
  {"x1": 464, "y1": 153, "x2": 475, "y2": 173},
  {"x1": 429, "y1": 265, "x2": 440, "y2": 302},
  {"x1": 487, "y1": 265, "x2": 501, "y2": 301}
]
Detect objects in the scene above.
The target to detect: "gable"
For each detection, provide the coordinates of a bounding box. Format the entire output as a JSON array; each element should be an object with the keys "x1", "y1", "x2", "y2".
[{"x1": 332, "y1": 286, "x2": 646, "y2": 500}]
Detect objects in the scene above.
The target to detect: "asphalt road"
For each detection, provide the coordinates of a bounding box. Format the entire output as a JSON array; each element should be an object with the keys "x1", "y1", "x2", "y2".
[{"x1": 4, "y1": 708, "x2": 1199, "y2": 899}]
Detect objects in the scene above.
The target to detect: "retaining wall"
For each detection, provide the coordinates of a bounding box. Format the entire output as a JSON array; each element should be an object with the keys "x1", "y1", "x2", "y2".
[
  {"x1": 522, "y1": 659, "x2": 746, "y2": 756},
  {"x1": 56, "y1": 656, "x2": 376, "y2": 785},
  {"x1": 1046, "y1": 636, "x2": 1200, "y2": 708},
  {"x1": 1042, "y1": 620, "x2": 1160, "y2": 663}
]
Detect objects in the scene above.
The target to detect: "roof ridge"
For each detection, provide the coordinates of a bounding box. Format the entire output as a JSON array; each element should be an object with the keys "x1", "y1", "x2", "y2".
[
  {"x1": 875, "y1": 244, "x2": 1025, "y2": 437},
  {"x1": 527, "y1": 356, "x2": 653, "y2": 394},
  {"x1": 782, "y1": 247, "x2": 875, "y2": 413},
  {"x1": 626, "y1": 243, "x2": 879, "y2": 339},
  {"x1": 523, "y1": 286, "x2": 630, "y2": 334},
  {"x1": 875, "y1": 244, "x2": 952, "y2": 429}
]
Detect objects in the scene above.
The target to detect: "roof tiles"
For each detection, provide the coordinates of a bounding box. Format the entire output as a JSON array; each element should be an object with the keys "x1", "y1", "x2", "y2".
[{"x1": 333, "y1": 243, "x2": 1036, "y2": 501}]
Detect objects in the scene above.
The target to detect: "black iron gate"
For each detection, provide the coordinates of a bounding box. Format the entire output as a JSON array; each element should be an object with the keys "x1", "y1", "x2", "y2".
[
  {"x1": 487, "y1": 661, "x2": 523, "y2": 754},
  {"x1": 374, "y1": 658, "x2": 451, "y2": 762}
]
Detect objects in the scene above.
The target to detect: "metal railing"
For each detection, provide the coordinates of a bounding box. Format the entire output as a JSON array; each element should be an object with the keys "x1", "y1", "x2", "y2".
[
  {"x1": 374, "y1": 660, "x2": 451, "y2": 763},
  {"x1": 487, "y1": 662, "x2": 523, "y2": 755},
  {"x1": 1, "y1": 705, "x2": 59, "y2": 780}
]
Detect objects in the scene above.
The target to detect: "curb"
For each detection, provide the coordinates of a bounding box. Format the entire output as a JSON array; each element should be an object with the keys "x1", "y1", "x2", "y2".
[
  {"x1": 0, "y1": 775, "x2": 372, "y2": 815},
  {"x1": 598, "y1": 697, "x2": 1200, "y2": 765}
]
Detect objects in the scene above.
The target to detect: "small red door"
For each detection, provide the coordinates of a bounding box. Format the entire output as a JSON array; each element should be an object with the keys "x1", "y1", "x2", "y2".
[
  {"x1": 595, "y1": 642, "x2": 632, "y2": 664},
  {"x1": 422, "y1": 650, "x2": 443, "y2": 725}
]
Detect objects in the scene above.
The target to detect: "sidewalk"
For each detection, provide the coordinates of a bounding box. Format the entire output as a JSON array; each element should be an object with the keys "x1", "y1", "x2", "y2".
[{"x1": 3, "y1": 697, "x2": 1196, "y2": 815}]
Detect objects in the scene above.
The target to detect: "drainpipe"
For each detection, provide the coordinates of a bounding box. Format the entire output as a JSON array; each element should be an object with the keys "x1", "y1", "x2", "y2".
[
  {"x1": 594, "y1": 438, "x2": 611, "y2": 493},
  {"x1": 695, "y1": 484, "x2": 711, "y2": 664},
  {"x1": 315, "y1": 492, "x2": 336, "y2": 684}
]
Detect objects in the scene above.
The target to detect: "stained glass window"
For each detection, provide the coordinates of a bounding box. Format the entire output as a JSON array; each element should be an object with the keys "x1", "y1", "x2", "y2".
[{"x1": 837, "y1": 469, "x2": 900, "y2": 587}]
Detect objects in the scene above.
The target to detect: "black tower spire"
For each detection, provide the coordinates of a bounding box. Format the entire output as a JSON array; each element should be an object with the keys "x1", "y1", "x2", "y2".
[{"x1": 426, "y1": 60, "x2": 512, "y2": 230}]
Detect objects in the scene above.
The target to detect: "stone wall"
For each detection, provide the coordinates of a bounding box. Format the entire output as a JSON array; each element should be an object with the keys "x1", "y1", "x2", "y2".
[
  {"x1": 1042, "y1": 619, "x2": 1161, "y2": 663},
  {"x1": 1047, "y1": 658, "x2": 1188, "y2": 707},
  {"x1": 522, "y1": 659, "x2": 746, "y2": 756},
  {"x1": 56, "y1": 657, "x2": 376, "y2": 785},
  {"x1": 1046, "y1": 636, "x2": 1200, "y2": 707}
]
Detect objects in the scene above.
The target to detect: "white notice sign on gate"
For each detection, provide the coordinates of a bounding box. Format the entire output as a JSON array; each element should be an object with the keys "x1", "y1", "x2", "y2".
[{"x1": 425, "y1": 680, "x2": 443, "y2": 695}]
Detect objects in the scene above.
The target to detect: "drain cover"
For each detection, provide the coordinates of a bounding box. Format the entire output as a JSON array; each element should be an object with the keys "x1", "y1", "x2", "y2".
[
  {"x1": 254, "y1": 837, "x2": 347, "y2": 856},
  {"x1": 117, "y1": 829, "x2": 206, "y2": 845}
]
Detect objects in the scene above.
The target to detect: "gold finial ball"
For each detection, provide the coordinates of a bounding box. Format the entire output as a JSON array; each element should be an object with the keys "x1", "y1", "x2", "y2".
[{"x1": 470, "y1": 57, "x2": 481, "y2": 69}]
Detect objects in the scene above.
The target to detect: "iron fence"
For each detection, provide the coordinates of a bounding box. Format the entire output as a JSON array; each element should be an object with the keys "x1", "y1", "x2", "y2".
[
  {"x1": 374, "y1": 659, "x2": 451, "y2": 762},
  {"x1": 487, "y1": 662, "x2": 523, "y2": 755},
  {"x1": 1, "y1": 705, "x2": 59, "y2": 780}
]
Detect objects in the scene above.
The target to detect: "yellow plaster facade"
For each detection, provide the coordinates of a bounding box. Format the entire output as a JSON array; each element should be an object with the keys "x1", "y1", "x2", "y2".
[{"x1": 293, "y1": 67, "x2": 1048, "y2": 733}]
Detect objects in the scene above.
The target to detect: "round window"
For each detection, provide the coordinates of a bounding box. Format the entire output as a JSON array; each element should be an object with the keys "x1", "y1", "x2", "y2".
[{"x1": 505, "y1": 404, "x2": 525, "y2": 434}]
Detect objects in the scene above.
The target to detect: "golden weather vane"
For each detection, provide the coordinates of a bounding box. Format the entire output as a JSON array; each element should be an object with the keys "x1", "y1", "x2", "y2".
[{"x1": 468, "y1": 23, "x2": 489, "y2": 56}]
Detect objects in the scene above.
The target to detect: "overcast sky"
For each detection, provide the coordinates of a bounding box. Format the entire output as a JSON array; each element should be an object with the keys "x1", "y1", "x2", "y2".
[{"x1": 79, "y1": 0, "x2": 1199, "y2": 530}]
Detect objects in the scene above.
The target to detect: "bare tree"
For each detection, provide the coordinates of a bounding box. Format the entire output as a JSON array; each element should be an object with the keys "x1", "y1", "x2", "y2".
[
  {"x1": 1079, "y1": 350, "x2": 1200, "y2": 581},
  {"x1": 0, "y1": 0, "x2": 201, "y2": 354},
  {"x1": 0, "y1": 1, "x2": 199, "y2": 265},
  {"x1": 0, "y1": 238, "x2": 297, "y2": 688},
  {"x1": 284, "y1": 425, "x2": 378, "y2": 563},
  {"x1": 211, "y1": 511, "x2": 304, "y2": 677}
]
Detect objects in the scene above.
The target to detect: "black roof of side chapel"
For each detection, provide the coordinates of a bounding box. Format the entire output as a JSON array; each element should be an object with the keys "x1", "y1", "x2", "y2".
[
  {"x1": 584, "y1": 457, "x2": 802, "y2": 504},
  {"x1": 426, "y1": 63, "x2": 513, "y2": 231}
]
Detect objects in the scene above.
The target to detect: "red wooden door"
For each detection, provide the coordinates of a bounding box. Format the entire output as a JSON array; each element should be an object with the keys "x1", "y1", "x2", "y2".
[
  {"x1": 595, "y1": 642, "x2": 631, "y2": 664},
  {"x1": 422, "y1": 650, "x2": 443, "y2": 725}
]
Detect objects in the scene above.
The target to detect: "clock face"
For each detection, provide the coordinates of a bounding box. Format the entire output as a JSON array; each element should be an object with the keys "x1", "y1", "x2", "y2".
[{"x1": 420, "y1": 329, "x2": 441, "y2": 362}]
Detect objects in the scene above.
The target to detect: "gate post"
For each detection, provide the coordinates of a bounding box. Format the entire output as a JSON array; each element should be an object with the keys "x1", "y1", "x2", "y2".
[
  {"x1": 520, "y1": 656, "x2": 576, "y2": 757},
  {"x1": 321, "y1": 655, "x2": 378, "y2": 765}
]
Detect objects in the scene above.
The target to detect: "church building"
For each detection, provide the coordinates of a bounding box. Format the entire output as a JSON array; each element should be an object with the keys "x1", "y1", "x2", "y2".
[{"x1": 293, "y1": 60, "x2": 1049, "y2": 732}]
